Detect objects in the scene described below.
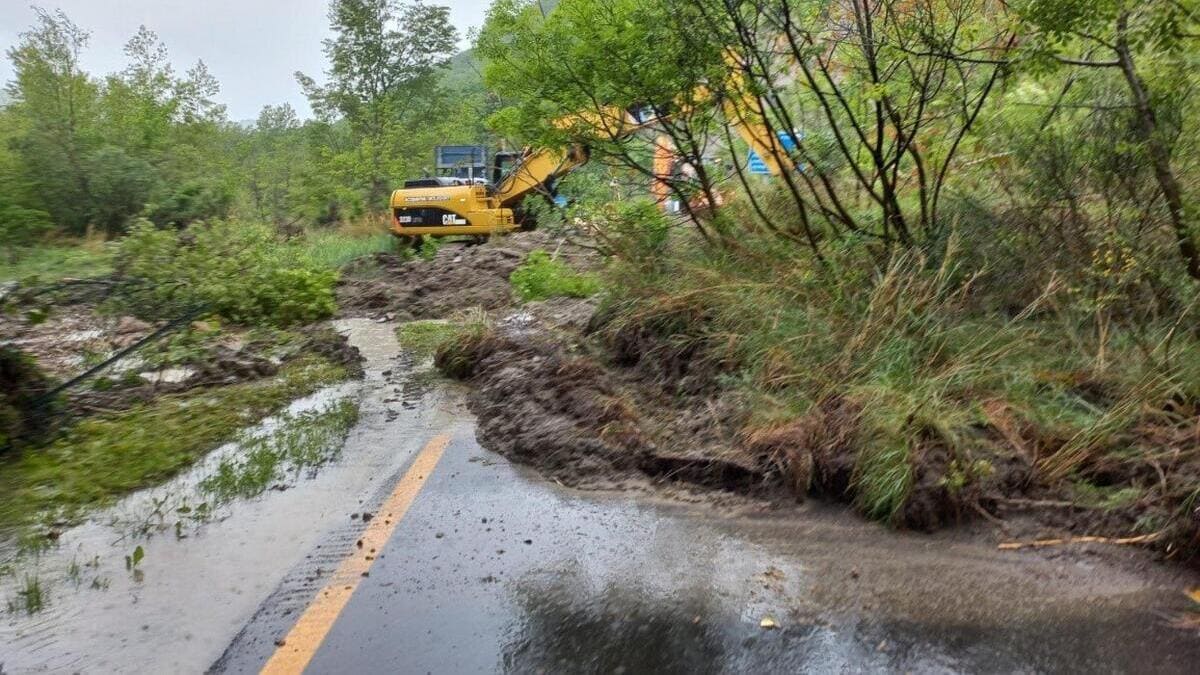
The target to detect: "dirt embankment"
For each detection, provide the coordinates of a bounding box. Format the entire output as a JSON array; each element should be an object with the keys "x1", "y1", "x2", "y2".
[
  {"x1": 380, "y1": 233, "x2": 1200, "y2": 567},
  {"x1": 448, "y1": 305, "x2": 1200, "y2": 562}
]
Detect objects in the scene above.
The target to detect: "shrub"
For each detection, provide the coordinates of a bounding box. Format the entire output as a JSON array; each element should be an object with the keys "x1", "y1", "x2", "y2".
[
  {"x1": 146, "y1": 178, "x2": 235, "y2": 228},
  {"x1": 0, "y1": 205, "x2": 52, "y2": 264},
  {"x1": 510, "y1": 249, "x2": 600, "y2": 302},
  {"x1": 113, "y1": 219, "x2": 337, "y2": 326}
]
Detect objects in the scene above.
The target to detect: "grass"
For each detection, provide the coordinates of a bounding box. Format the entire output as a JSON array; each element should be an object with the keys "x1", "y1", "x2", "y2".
[
  {"x1": 0, "y1": 355, "x2": 349, "y2": 534},
  {"x1": 396, "y1": 320, "x2": 457, "y2": 359},
  {"x1": 5, "y1": 574, "x2": 44, "y2": 614},
  {"x1": 510, "y1": 249, "x2": 601, "y2": 302},
  {"x1": 0, "y1": 223, "x2": 392, "y2": 285},
  {"x1": 0, "y1": 242, "x2": 112, "y2": 282},
  {"x1": 200, "y1": 399, "x2": 359, "y2": 503},
  {"x1": 598, "y1": 232, "x2": 1200, "y2": 534},
  {"x1": 434, "y1": 308, "x2": 496, "y2": 380},
  {"x1": 296, "y1": 229, "x2": 395, "y2": 269}
]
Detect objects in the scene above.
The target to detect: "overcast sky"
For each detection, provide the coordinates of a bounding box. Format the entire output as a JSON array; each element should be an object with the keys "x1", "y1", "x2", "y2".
[{"x1": 0, "y1": 1, "x2": 481, "y2": 122}]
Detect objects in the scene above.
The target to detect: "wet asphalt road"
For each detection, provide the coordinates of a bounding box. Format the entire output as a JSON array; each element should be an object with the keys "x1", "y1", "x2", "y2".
[{"x1": 213, "y1": 425, "x2": 1200, "y2": 674}]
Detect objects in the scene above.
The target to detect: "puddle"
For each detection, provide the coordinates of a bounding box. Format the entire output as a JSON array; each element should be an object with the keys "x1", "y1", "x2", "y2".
[{"x1": 0, "y1": 318, "x2": 462, "y2": 672}]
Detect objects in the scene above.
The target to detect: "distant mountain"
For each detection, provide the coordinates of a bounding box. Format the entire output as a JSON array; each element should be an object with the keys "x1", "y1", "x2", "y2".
[{"x1": 442, "y1": 49, "x2": 483, "y2": 93}]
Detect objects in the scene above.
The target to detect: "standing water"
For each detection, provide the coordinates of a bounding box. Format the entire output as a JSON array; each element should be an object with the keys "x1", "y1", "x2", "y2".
[{"x1": 0, "y1": 319, "x2": 456, "y2": 672}]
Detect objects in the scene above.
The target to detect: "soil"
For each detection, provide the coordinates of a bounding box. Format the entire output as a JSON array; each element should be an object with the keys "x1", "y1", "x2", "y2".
[{"x1": 336, "y1": 232, "x2": 561, "y2": 320}]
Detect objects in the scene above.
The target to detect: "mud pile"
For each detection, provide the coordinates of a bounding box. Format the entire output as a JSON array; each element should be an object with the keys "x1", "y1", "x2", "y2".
[
  {"x1": 433, "y1": 299, "x2": 776, "y2": 499},
  {"x1": 337, "y1": 234, "x2": 555, "y2": 320}
]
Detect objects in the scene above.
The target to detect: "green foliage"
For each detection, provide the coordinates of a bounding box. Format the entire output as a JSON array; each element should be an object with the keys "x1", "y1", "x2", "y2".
[
  {"x1": 298, "y1": 0, "x2": 461, "y2": 206},
  {"x1": 146, "y1": 178, "x2": 235, "y2": 228},
  {"x1": 0, "y1": 242, "x2": 111, "y2": 282},
  {"x1": 0, "y1": 355, "x2": 348, "y2": 531},
  {"x1": 510, "y1": 249, "x2": 601, "y2": 301},
  {"x1": 297, "y1": 228, "x2": 394, "y2": 269},
  {"x1": 4, "y1": 12, "x2": 233, "y2": 237},
  {"x1": 396, "y1": 320, "x2": 457, "y2": 359},
  {"x1": 0, "y1": 205, "x2": 53, "y2": 263},
  {"x1": 85, "y1": 146, "x2": 156, "y2": 234},
  {"x1": 113, "y1": 220, "x2": 338, "y2": 326},
  {"x1": 199, "y1": 399, "x2": 359, "y2": 503}
]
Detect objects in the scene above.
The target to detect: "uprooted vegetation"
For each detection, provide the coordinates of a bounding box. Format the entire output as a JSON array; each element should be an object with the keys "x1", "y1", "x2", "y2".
[
  {"x1": 0, "y1": 353, "x2": 353, "y2": 536},
  {"x1": 0, "y1": 221, "x2": 369, "y2": 545}
]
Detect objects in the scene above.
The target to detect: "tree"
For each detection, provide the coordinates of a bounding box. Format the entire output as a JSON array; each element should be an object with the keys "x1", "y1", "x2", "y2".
[
  {"x1": 298, "y1": 0, "x2": 459, "y2": 207},
  {"x1": 244, "y1": 103, "x2": 305, "y2": 228},
  {"x1": 1013, "y1": 0, "x2": 1200, "y2": 281},
  {"x1": 4, "y1": 8, "x2": 99, "y2": 235}
]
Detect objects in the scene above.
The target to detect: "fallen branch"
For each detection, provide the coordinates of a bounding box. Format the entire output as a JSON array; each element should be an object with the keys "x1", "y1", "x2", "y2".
[
  {"x1": 998, "y1": 532, "x2": 1162, "y2": 550},
  {"x1": 996, "y1": 497, "x2": 1092, "y2": 509}
]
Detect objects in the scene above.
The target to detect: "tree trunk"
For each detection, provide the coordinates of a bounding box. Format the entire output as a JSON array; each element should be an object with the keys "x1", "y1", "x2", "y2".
[{"x1": 1115, "y1": 16, "x2": 1200, "y2": 281}]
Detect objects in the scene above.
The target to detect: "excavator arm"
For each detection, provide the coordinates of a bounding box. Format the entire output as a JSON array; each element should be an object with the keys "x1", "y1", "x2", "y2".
[{"x1": 389, "y1": 58, "x2": 796, "y2": 239}]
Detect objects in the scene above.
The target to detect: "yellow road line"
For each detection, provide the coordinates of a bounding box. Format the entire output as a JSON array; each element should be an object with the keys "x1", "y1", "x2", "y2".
[{"x1": 260, "y1": 434, "x2": 452, "y2": 675}]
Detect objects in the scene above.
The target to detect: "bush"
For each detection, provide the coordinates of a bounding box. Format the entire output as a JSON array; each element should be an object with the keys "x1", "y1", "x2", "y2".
[
  {"x1": 0, "y1": 205, "x2": 53, "y2": 264},
  {"x1": 510, "y1": 249, "x2": 600, "y2": 302},
  {"x1": 113, "y1": 219, "x2": 337, "y2": 326},
  {"x1": 146, "y1": 178, "x2": 235, "y2": 228}
]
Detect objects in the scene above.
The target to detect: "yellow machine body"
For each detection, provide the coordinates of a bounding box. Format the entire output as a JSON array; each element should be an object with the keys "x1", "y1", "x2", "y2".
[
  {"x1": 391, "y1": 184, "x2": 518, "y2": 237},
  {"x1": 390, "y1": 145, "x2": 590, "y2": 238}
]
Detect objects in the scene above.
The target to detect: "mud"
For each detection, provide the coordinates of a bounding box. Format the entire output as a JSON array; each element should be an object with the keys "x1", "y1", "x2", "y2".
[{"x1": 336, "y1": 233, "x2": 558, "y2": 320}]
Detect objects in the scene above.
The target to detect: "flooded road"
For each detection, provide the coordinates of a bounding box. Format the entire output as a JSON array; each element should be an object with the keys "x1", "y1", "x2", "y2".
[
  {"x1": 4, "y1": 317, "x2": 1200, "y2": 673},
  {"x1": 0, "y1": 319, "x2": 459, "y2": 672},
  {"x1": 217, "y1": 435, "x2": 1200, "y2": 673}
]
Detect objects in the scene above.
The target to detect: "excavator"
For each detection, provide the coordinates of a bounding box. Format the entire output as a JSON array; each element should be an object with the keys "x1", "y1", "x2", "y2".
[{"x1": 388, "y1": 70, "x2": 794, "y2": 243}]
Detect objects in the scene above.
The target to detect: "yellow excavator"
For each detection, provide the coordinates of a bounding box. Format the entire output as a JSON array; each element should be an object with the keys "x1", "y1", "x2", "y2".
[{"x1": 388, "y1": 70, "x2": 794, "y2": 243}]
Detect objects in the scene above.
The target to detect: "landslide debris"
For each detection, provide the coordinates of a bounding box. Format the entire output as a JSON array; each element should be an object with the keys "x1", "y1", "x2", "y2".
[
  {"x1": 337, "y1": 233, "x2": 554, "y2": 320},
  {"x1": 418, "y1": 241, "x2": 1200, "y2": 564},
  {"x1": 1, "y1": 282, "x2": 363, "y2": 423}
]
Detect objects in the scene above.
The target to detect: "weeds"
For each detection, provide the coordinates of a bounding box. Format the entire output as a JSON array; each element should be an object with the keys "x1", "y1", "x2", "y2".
[
  {"x1": 395, "y1": 320, "x2": 456, "y2": 359},
  {"x1": 435, "y1": 308, "x2": 497, "y2": 379},
  {"x1": 298, "y1": 229, "x2": 394, "y2": 269},
  {"x1": 510, "y1": 249, "x2": 600, "y2": 302},
  {"x1": 0, "y1": 356, "x2": 349, "y2": 533},
  {"x1": 6, "y1": 574, "x2": 45, "y2": 614},
  {"x1": 200, "y1": 399, "x2": 359, "y2": 502}
]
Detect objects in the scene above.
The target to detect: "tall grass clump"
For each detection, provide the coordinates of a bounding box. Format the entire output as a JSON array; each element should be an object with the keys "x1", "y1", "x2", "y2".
[{"x1": 597, "y1": 227, "x2": 1200, "y2": 531}]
